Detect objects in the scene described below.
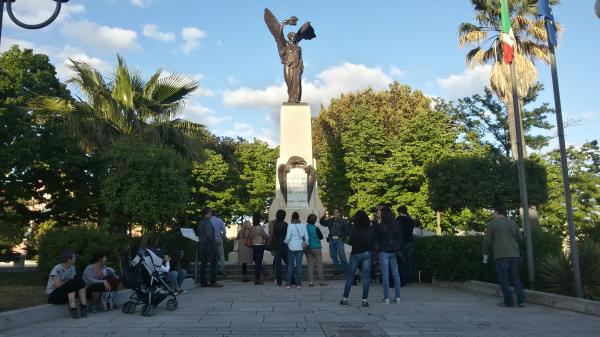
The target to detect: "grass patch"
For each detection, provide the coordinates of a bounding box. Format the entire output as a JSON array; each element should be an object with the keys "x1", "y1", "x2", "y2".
[{"x1": 0, "y1": 270, "x2": 47, "y2": 312}]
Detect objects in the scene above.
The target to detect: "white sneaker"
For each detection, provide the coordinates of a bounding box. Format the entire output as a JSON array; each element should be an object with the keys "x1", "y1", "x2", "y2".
[
  {"x1": 394, "y1": 297, "x2": 401, "y2": 304},
  {"x1": 382, "y1": 298, "x2": 390, "y2": 304}
]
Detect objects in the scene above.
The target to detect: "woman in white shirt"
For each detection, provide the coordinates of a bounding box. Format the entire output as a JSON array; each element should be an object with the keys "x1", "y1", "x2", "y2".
[{"x1": 284, "y1": 212, "x2": 309, "y2": 289}]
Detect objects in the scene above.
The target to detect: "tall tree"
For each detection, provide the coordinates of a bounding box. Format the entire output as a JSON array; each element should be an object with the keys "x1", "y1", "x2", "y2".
[
  {"x1": 538, "y1": 141, "x2": 600, "y2": 237},
  {"x1": 1, "y1": 46, "x2": 97, "y2": 246},
  {"x1": 32, "y1": 55, "x2": 208, "y2": 160},
  {"x1": 101, "y1": 140, "x2": 190, "y2": 233},
  {"x1": 459, "y1": 0, "x2": 560, "y2": 159},
  {"x1": 454, "y1": 83, "x2": 553, "y2": 157},
  {"x1": 235, "y1": 140, "x2": 278, "y2": 216}
]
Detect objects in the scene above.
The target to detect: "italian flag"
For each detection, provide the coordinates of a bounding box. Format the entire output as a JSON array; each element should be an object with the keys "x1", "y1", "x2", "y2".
[{"x1": 500, "y1": 0, "x2": 515, "y2": 64}]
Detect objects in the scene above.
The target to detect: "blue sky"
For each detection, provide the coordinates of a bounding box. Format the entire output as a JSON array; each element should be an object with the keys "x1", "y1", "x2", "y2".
[{"x1": 2, "y1": 0, "x2": 599, "y2": 149}]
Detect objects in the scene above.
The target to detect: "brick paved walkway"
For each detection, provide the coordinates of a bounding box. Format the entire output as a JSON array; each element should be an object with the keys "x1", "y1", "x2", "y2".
[{"x1": 3, "y1": 280, "x2": 600, "y2": 337}]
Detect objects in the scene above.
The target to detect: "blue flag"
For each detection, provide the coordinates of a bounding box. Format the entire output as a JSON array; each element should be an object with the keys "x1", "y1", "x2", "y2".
[{"x1": 538, "y1": 0, "x2": 558, "y2": 47}]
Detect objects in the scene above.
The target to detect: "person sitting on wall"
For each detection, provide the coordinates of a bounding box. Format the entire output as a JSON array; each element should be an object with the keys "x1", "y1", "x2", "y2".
[
  {"x1": 46, "y1": 249, "x2": 88, "y2": 319},
  {"x1": 83, "y1": 252, "x2": 120, "y2": 312}
]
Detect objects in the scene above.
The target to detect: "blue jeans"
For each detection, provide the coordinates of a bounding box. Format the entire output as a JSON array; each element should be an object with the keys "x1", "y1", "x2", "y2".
[
  {"x1": 167, "y1": 269, "x2": 187, "y2": 290},
  {"x1": 252, "y1": 245, "x2": 265, "y2": 280},
  {"x1": 287, "y1": 250, "x2": 303, "y2": 286},
  {"x1": 343, "y1": 251, "x2": 372, "y2": 300},
  {"x1": 379, "y1": 251, "x2": 401, "y2": 300},
  {"x1": 329, "y1": 239, "x2": 348, "y2": 272},
  {"x1": 495, "y1": 257, "x2": 525, "y2": 306}
]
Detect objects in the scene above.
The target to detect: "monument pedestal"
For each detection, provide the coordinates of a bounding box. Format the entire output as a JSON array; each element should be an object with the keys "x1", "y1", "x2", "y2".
[{"x1": 268, "y1": 103, "x2": 325, "y2": 224}]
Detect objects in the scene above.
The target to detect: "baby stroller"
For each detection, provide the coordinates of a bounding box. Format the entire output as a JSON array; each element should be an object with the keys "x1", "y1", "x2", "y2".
[{"x1": 120, "y1": 248, "x2": 178, "y2": 316}]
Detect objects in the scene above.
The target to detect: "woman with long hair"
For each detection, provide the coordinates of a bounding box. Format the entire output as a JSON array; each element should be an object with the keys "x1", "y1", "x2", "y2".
[
  {"x1": 375, "y1": 206, "x2": 403, "y2": 304},
  {"x1": 340, "y1": 210, "x2": 375, "y2": 307},
  {"x1": 270, "y1": 209, "x2": 288, "y2": 286},
  {"x1": 284, "y1": 212, "x2": 308, "y2": 289},
  {"x1": 236, "y1": 220, "x2": 253, "y2": 282}
]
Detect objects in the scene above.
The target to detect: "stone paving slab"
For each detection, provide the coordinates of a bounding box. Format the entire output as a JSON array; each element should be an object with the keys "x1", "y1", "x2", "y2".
[{"x1": 2, "y1": 280, "x2": 600, "y2": 337}]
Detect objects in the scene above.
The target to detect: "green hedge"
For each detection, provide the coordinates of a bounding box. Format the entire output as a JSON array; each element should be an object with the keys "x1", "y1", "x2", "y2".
[
  {"x1": 414, "y1": 228, "x2": 562, "y2": 285},
  {"x1": 38, "y1": 227, "x2": 130, "y2": 276},
  {"x1": 38, "y1": 226, "x2": 223, "y2": 276}
]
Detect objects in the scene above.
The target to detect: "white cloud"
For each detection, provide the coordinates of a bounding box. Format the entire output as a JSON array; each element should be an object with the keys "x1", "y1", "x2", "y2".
[
  {"x1": 436, "y1": 65, "x2": 491, "y2": 100},
  {"x1": 181, "y1": 103, "x2": 230, "y2": 128},
  {"x1": 143, "y1": 24, "x2": 175, "y2": 42},
  {"x1": 223, "y1": 62, "x2": 393, "y2": 113},
  {"x1": 180, "y1": 27, "x2": 206, "y2": 54},
  {"x1": 389, "y1": 66, "x2": 406, "y2": 77},
  {"x1": 2, "y1": 0, "x2": 85, "y2": 29},
  {"x1": 130, "y1": 0, "x2": 151, "y2": 7},
  {"x1": 0, "y1": 37, "x2": 110, "y2": 81},
  {"x1": 60, "y1": 20, "x2": 140, "y2": 53},
  {"x1": 0, "y1": 38, "x2": 35, "y2": 52},
  {"x1": 55, "y1": 47, "x2": 111, "y2": 80}
]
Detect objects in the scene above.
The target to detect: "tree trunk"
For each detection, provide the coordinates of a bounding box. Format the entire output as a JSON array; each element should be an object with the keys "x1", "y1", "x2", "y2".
[
  {"x1": 506, "y1": 99, "x2": 527, "y2": 160},
  {"x1": 436, "y1": 211, "x2": 442, "y2": 235}
]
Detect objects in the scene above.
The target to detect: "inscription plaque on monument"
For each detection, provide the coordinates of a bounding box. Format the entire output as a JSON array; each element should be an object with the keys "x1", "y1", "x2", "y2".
[{"x1": 286, "y1": 168, "x2": 308, "y2": 208}]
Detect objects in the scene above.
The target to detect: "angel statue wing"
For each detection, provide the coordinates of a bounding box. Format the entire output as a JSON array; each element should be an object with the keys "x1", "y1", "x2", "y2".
[
  {"x1": 264, "y1": 8, "x2": 286, "y2": 62},
  {"x1": 296, "y1": 22, "x2": 316, "y2": 43}
]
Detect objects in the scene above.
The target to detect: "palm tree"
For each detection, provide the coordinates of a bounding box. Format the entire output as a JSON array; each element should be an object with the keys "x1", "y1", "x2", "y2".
[
  {"x1": 33, "y1": 55, "x2": 208, "y2": 160},
  {"x1": 458, "y1": 0, "x2": 560, "y2": 159}
]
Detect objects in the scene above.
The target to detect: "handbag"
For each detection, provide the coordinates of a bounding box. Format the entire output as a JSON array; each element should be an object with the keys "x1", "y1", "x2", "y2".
[
  {"x1": 244, "y1": 229, "x2": 253, "y2": 248},
  {"x1": 316, "y1": 227, "x2": 324, "y2": 240}
]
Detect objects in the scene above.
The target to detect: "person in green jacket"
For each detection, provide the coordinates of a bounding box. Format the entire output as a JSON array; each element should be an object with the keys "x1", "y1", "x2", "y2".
[
  {"x1": 482, "y1": 205, "x2": 525, "y2": 307},
  {"x1": 305, "y1": 214, "x2": 327, "y2": 287}
]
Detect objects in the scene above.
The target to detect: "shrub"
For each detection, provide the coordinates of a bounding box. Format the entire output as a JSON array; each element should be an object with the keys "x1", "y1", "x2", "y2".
[
  {"x1": 38, "y1": 227, "x2": 129, "y2": 276},
  {"x1": 414, "y1": 235, "x2": 495, "y2": 282},
  {"x1": 414, "y1": 228, "x2": 562, "y2": 284},
  {"x1": 537, "y1": 241, "x2": 600, "y2": 300}
]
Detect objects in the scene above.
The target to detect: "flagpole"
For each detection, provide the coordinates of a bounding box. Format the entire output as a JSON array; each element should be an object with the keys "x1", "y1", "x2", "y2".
[
  {"x1": 510, "y1": 62, "x2": 535, "y2": 289},
  {"x1": 546, "y1": 30, "x2": 583, "y2": 299}
]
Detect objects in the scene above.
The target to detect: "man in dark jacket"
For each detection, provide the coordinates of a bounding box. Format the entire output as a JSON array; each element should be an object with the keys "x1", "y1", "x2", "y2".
[
  {"x1": 397, "y1": 205, "x2": 415, "y2": 286},
  {"x1": 320, "y1": 208, "x2": 350, "y2": 274},
  {"x1": 482, "y1": 205, "x2": 524, "y2": 307},
  {"x1": 196, "y1": 207, "x2": 223, "y2": 288}
]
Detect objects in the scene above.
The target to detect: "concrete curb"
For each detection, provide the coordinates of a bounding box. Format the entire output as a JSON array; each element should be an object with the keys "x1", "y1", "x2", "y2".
[
  {"x1": 0, "y1": 278, "x2": 195, "y2": 332},
  {"x1": 433, "y1": 280, "x2": 600, "y2": 316}
]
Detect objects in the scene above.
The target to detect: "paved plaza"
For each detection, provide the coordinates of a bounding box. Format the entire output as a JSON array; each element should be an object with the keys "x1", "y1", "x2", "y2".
[{"x1": 3, "y1": 280, "x2": 600, "y2": 337}]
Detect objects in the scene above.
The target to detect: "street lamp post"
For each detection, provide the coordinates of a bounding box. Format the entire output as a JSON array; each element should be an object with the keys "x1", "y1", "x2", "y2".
[{"x1": 0, "y1": 0, "x2": 69, "y2": 49}]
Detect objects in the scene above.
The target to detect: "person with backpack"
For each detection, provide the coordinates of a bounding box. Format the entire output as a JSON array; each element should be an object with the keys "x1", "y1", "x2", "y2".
[
  {"x1": 340, "y1": 210, "x2": 375, "y2": 307},
  {"x1": 304, "y1": 214, "x2": 327, "y2": 287},
  {"x1": 284, "y1": 212, "x2": 309, "y2": 288}
]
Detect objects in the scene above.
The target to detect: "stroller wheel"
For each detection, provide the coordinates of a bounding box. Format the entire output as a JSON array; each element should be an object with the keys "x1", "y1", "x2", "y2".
[
  {"x1": 141, "y1": 304, "x2": 155, "y2": 317},
  {"x1": 166, "y1": 298, "x2": 178, "y2": 311}
]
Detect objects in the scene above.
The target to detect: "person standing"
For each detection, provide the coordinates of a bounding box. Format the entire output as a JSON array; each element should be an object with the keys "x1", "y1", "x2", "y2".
[
  {"x1": 305, "y1": 214, "x2": 327, "y2": 287},
  {"x1": 375, "y1": 206, "x2": 403, "y2": 304},
  {"x1": 196, "y1": 208, "x2": 223, "y2": 288},
  {"x1": 320, "y1": 208, "x2": 350, "y2": 274},
  {"x1": 340, "y1": 210, "x2": 375, "y2": 307},
  {"x1": 46, "y1": 249, "x2": 88, "y2": 318},
  {"x1": 236, "y1": 220, "x2": 253, "y2": 282},
  {"x1": 210, "y1": 212, "x2": 227, "y2": 274},
  {"x1": 482, "y1": 205, "x2": 525, "y2": 307},
  {"x1": 397, "y1": 205, "x2": 415, "y2": 286},
  {"x1": 285, "y1": 212, "x2": 309, "y2": 288},
  {"x1": 270, "y1": 209, "x2": 289, "y2": 286},
  {"x1": 249, "y1": 214, "x2": 268, "y2": 285}
]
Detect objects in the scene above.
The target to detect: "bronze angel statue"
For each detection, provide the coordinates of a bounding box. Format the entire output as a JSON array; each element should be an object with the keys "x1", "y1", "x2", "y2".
[{"x1": 264, "y1": 8, "x2": 316, "y2": 103}]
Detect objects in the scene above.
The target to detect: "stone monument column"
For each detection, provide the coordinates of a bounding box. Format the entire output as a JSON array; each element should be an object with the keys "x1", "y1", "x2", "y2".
[{"x1": 268, "y1": 103, "x2": 326, "y2": 224}]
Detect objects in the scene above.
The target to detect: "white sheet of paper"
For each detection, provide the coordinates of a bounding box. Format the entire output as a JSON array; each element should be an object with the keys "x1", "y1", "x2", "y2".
[{"x1": 180, "y1": 228, "x2": 199, "y2": 242}]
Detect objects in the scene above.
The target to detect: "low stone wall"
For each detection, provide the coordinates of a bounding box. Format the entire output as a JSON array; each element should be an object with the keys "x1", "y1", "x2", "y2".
[
  {"x1": 0, "y1": 278, "x2": 195, "y2": 332},
  {"x1": 434, "y1": 280, "x2": 600, "y2": 316}
]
